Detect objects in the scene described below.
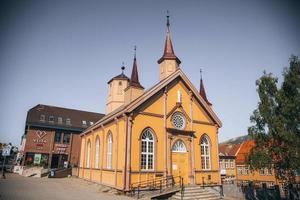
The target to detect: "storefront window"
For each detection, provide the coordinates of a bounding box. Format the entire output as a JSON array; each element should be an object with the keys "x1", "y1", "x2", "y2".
[
  {"x1": 63, "y1": 133, "x2": 71, "y2": 144},
  {"x1": 55, "y1": 132, "x2": 62, "y2": 143},
  {"x1": 25, "y1": 153, "x2": 49, "y2": 168}
]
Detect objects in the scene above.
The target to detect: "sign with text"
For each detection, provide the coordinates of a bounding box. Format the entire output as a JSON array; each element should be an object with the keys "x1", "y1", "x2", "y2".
[
  {"x1": 34, "y1": 154, "x2": 41, "y2": 164},
  {"x1": 2, "y1": 146, "x2": 11, "y2": 156},
  {"x1": 33, "y1": 130, "x2": 47, "y2": 144}
]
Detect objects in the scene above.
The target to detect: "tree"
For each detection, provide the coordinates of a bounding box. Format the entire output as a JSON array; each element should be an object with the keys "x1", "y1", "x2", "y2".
[{"x1": 248, "y1": 55, "x2": 300, "y2": 183}]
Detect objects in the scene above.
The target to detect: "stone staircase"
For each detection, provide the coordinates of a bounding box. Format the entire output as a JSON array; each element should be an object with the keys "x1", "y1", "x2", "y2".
[{"x1": 171, "y1": 185, "x2": 222, "y2": 200}]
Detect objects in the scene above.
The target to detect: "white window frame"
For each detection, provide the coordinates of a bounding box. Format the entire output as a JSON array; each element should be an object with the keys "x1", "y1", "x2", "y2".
[
  {"x1": 106, "y1": 133, "x2": 112, "y2": 169},
  {"x1": 230, "y1": 159, "x2": 234, "y2": 168},
  {"x1": 237, "y1": 166, "x2": 243, "y2": 175},
  {"x1": 259, "y1": 168, "x2": 265, "y2": 175},
  {"x1": 172, "y1": 140, "x2": 187, "y2": 153},
  {"x1": 140, "y1": 129, "x2": 154, "y2": 170},
  {"x1": 57, "y1": 117, "x2": 63, "y2": 124},
  {"x1": 225, "y1": 160, "x2": 229, "y2": 169},
  {"x1": 94, "y1": 137, "x2": 100, "y2": 168},
  {"x1": 200, "y1": 136, "x2": 211, "y2": 170},
  {"x1": 244, "y1": 166, "x2": 249, "y2": 175},
  {"x1": 171, "y1": 112, "x2": 186, "y2": 130},
  {"x1": 40, "y1": 114, "x2": 45, "y2": 122}
]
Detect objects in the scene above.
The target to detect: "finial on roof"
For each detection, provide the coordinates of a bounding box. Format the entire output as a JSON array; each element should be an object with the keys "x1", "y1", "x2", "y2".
[
  {"x1": 121, "y1": 62, "x2": 125, "y2": 74},
  {"x1": 200, "y1": 68, "x2": 203, "y2": 80},
  {"x1": 166, "y1": 10, "x2": 170, "y2": 31},
  {"x1": 134, "y1": 45, "x2": 137, "y2": 59}
]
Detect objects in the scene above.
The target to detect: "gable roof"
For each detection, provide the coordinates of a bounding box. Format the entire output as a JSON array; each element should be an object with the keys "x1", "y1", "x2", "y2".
[
  {"x1": 82, "y1": 68, "x2": 222, "y2": 135},
  {"x1": 219, "y1": 143, "x2": 241, "y2": 157},
  {"x1": 235, "y1": 140, "x2": 255, "y2": 165},
  {"x1": 27, "y1": 104, "x2": 104, "y2": 131}
]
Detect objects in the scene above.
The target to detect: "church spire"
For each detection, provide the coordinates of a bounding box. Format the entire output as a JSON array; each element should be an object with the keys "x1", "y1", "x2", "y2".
[
  {"x1": 129, "y1": 46, "x2": 144, "y2": 89},
  {"x1": 157, "y1": 12, "x2": 181, "y2": 64},
  {"x1": 199, "y1": 69, "x2": 212, "y2": 106}
]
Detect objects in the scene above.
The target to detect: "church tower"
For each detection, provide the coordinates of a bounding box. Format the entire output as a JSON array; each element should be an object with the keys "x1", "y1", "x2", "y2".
[
  {"x1": 124, "y1": 46, "x2": 144, "y2": 104},
  {"x1": 157, "y1": 13, "x2": 181, "y2": 81},
  {"x1": 106, "y1": 66, "x2": 130, "y2": 114}
]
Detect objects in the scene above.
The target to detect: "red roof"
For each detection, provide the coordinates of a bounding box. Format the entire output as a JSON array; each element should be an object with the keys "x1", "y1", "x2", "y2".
[
  {"x1": 219, "y1": 143, "x2": 241, "y2": 157},
  {"x1": 235, "y1": 140, "x2": 255, "y2": 165}
]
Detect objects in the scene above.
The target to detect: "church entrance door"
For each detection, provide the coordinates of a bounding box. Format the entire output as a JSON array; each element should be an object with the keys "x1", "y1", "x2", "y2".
[{"x1": 171, "y1": 140, "x2": 189, "y2": 185}]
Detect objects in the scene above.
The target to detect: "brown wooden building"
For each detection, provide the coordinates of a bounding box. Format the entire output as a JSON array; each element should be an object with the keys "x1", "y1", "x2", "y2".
[{"x1": 20, "y1": 104, "x2": 104, "y2": 169}]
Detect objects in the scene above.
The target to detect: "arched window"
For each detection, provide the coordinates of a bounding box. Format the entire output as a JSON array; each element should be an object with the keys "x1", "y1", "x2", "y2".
[
  {"x1": 140, "y1": 128, "x2": 154, "y2": 170},
  {"x1": 200, "y1": 136, "x2": 211, "y2": 170},
  {"x1": 106, "y1": 133, "x2": 112, "y2": 169},
  {"x1": 172, "y1": 140, "x2": 187, "y2": 152},
  {"x1": 86, "y1": 140, "x2": 91, "y2": 168},
  {"x1": 94, "y1": 136, "x2": 100, "y2": 168}
]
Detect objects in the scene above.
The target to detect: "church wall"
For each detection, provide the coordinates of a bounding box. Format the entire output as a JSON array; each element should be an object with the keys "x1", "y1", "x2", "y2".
[
  {"x1": 78, "y1": 75, "x2": 221, "y2": 190},
  {"x1": 78, "y1": 117, "x2": 126, "y2": 189},
  {"x1": 130, "y1": 113, "x2": 164, "y2": 184},
  {"x1": 143, "y1": 94, "x2": 164, "y2": 115}
]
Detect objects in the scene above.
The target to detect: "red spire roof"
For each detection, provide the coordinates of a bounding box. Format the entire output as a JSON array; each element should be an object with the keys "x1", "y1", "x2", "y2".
[
  {"x1": 157, "y1": 15, "x2": 181, "y2": 64},
  {"x1": 129, "y1": 52, "x2": 144, "y2": 89},
  {"x1": 199, "y1": 77, "x2": 212, "y2": 106}
]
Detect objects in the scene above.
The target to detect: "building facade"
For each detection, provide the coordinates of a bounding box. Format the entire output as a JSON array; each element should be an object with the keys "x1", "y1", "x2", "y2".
[
  {"x1": 20, "y1": 104, "x2": 104, "y2": 169},
  {"x1": 78, "y1": 17, "x2": 222, "y2": 191},
  {"x1": 219, "y1": 143, "x2": 241, "y2": 183},
  {"x1": 235, "y1": 140, "x2": 279, "y2": 187}
]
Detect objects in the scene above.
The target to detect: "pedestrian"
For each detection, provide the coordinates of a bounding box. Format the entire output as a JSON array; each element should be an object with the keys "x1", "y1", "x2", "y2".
[{"x1": 2, "y1": 165, "x2": 6, "y2": 179}]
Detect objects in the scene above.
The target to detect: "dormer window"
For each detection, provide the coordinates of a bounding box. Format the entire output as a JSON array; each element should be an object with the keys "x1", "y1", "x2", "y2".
[
  {"x1": 40, "y1": 115, "x2": 45, "y2": 122},
  {"x1": 58, "y1": 117, "x2": 63, "y2": 124},
  {"x1": 49, "y1": 116, "x2": 54, "y2": 123},
  {"x1": 82, "y1": 120, "x2": 87, "y2": 126},
  {"x1": 66, "y1": 118, "x2": 71, "y2": 125}
]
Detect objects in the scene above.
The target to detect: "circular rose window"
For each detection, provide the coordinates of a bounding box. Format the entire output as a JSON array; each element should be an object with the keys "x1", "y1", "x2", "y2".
[{"x1": 171, "y1": 112, "x2": 186, "y2": 130}]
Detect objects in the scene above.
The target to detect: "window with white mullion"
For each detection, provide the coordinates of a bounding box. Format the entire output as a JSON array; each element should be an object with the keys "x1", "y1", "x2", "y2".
[
  {"x1": 94, "y1": 137, "x2": 100, "y2": 168},
  {"x1": 200, "y1": 136, "x2": 211, "y2": 170},
  {"x1": 140, "y1": 129, "x2": 154, "y2": 170},
  {"x1": 106, "y1": 133, "x2": 112, "y2": 169}
]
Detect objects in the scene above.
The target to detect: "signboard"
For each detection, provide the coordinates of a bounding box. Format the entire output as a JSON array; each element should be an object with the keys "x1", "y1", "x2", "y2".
[
  {"x1": 2, "y1": 145, "x2": 11, "y2": 156},
  {"x1": 33, "y1": 131, "x2": 47, "y2": 144},
  {"x1": 34, "y1": 154, "x2": 41, "y2": 165},
  {"x1": 55, "y1": 144, "x2": 68, "y2": 154}
]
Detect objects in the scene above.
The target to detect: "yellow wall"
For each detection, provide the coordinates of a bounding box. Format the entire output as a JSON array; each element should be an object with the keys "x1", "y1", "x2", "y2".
[
  {"x1": 220, "y1": 157, "x2": 236, "y2": 178},
  {"x1": 236, "y1": 165, "x2": 278, "y2": 186},
  {"x1": 79, "y1": 77, "x2": 221, "y2": 190}
]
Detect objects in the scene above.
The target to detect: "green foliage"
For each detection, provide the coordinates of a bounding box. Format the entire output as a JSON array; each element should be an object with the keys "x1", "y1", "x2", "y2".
[{"x1": 248, "y1": 55, "x2": 300, "y2": 182}]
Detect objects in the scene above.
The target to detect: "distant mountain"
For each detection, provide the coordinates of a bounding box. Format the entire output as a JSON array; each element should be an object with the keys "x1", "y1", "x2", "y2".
[{"x1": 221, "y1": 135, "x2": 250, "y2": 144}]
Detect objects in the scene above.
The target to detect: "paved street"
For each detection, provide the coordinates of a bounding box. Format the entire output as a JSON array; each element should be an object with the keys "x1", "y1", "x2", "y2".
[{"x1": 0, "y1": 173, "x2": 132, "y2": 200}]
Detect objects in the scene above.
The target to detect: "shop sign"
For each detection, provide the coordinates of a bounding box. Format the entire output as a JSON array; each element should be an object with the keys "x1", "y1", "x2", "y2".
[
  {"x1": 33, "y1": 130, "x2": 47, "y2": 144},
  {"x1": 55, "y1": 144, "x2": 68, "y2": 154},
  {"x1": 34, "y1": 154, "x2": 41, "y2": 164}
]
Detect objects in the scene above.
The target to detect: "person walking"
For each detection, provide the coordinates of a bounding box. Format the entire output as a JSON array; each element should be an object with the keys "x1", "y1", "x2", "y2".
[{"x1": 2, "y1": 165, "x2": 6, "y2": 179}]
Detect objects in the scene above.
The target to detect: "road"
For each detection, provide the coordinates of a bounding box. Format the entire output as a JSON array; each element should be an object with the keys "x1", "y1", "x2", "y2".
[{"x1": 0, "y1": 173, "x2": 133, "y2": 200}]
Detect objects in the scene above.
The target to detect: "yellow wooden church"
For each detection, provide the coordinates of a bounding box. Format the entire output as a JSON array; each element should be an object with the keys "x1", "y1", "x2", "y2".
[{"x1": 78, "y1": 16, "x2": 222, "y2": 191}]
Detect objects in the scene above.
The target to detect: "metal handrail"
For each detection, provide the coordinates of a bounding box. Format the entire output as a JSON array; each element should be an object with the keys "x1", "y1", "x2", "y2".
[{"x1": 131, "y1": 175, "x2": 183, "y2": 199}]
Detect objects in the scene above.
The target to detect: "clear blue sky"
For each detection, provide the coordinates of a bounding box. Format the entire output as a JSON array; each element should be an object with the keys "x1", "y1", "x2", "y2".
[{"x1": 1, "y1": 0, "x2": 300, "y2": 146}]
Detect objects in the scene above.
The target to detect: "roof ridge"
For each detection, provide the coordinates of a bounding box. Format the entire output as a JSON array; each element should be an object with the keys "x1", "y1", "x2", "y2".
[{"x1": 31, "y1": 104, "x2": 104, "y2": 116}]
